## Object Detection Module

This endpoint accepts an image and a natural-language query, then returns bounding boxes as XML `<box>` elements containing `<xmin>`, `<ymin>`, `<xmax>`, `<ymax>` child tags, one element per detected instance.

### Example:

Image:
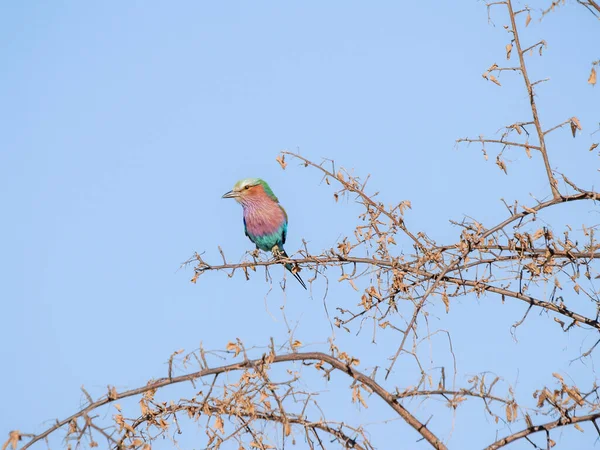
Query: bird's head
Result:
<box><xmin>222</xmin><ymin>178</ymin><xmax>279</xmax><ymax>205</ymax></box>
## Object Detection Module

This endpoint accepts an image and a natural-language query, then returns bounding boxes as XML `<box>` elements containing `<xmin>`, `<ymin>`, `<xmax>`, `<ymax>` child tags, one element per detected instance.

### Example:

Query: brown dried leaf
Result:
<box><xmin>441</xmin><ymin>292</ymin><xmax>450</xmax><ymax>314</ymax></box>
<box><xmin>214</xmin><ymin>416</ymin><xmax>224</xmax><ymax>434</ymax></box>
<box><xmin>565</xmin><ymin>386</ymin><xmax>585</xmax><ymax>406</ymax></box>
<box><xmin>552</xmin><ymin>372</ymin><xmax>564</xmax><ymax>383</ymax></box>
<box><xmin>496</xmin><ymin>156</ymin><xmax>507</xmax><ymax>174</ymax></box>
<box><xmin>526</xmin><ymin>13</ymin><xmax>532</xmax><ymax>27</ymax></box>
<box><xmin>348</xmin><ymin>278</ymin><xmax>359</xmax><ymax>291</ymax></box>
<box><xmin>398</xmin><ymin>200</ymin><xmax>412</xmax><ymax>215</ymax></box>
<box><xmin>291</xmin><ymin>340</ymin><xmax>302</xmax><ymax>349</ymax></box>
<box><xmin>107</xmin><ymin>385</ymin><xmax>118</xmax><ymax>400</ymax></box>
<box><xmin>3</xmin><ymin>431</ymin><xmax>20</xmax><ymax>450</ymax></box>
<box><xmin>506</xmin><ymin>43</ymin><xmax>513</xmax><ymax>60</ymax></box>
<box><xmin>537</xmin><ymin>389</ymin><xmax>548</xmax><ymax>407</ymax></box>
<box><xmin>489</xmin><ymin>75</ymin><xmax>501</xmax><ymax>86</ymax></box>
<box><xmin>226</xmin><ymin>342</ymin><xmax>241</xmax><ymax>357</ymax></box>
<box><xmin>532</xmin><ymin>228</ymin><xmax>544</xmax><ymax>241</ymax></box>
<box><xmin>352</xmin><ymin>385</ymin><xmax>368</xmax><ymax>408</ymax></box>
<box><xmin>276</xmin><ymin>154</ymin><xmax>287</xmax><ymax>170</ymax></box>
<box><xmin>505</xmin><ymin>403</ymin><xmax>514</xmax><ymax>422</ymax></box>
<box><xmin>525</xmin><ymin>144</ymin><xmax>532</xmax><ymax>158</ymax></box>
<box><xmin>570</xmin><ymin>117</ymin><xmax>582</xmax><ymax>137</ymax></box>
<box><xmin>589</xmin><ymin>67</ymin><xmax>597</xmax><ymax>86</ymax></box>
<box><xmin>590</xmin><ymin>143</ymin><xmax>598</xmax><ymax>152</ymax></box>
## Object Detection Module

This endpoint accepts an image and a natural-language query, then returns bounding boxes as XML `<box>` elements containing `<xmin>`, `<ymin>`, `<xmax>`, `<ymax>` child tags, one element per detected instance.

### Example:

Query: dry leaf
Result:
<box><xmin>565</xmin><ymin>386</ymin><xmax>584</xmax><ymax>406</ymax></box>
<box><xmin>214</xmin><ymin>416</ymin><xmax>224</xmax><ymax>433</ymax></box>
<box><xmin>496</xmin><ymin>156</ymin><xmax>507</xmax><ymax>174</ymax></box>
<box><xmin>226</xmin><ymin>342</ymin><xmax>241</xmax><ymax>357</ymax></box>
<box><xmin>352</xmin><ymin>385</ymin><xmax>368</xmax><ymax>408</ymax></box>
<box><xmin>276</xmin><ymin>154</ymin><xmax>287</xmax><ymax>170</ymax></box>
<box><xmin>291</xmin><ymin>340</ymin><xmax>302</xmax><ymax>349</ymax></box>
<box><xmin>589</xmin><ymin>143</ymin><xmax>598</xmax><ymax>152</ymax></box>
<box><xmin>570</xmin><ymin>117</ymin><xmax>582</xmax><ymax>137</ymax></box>
<box><xmin>532</xmin><ymin>229</ymin><xmax>544</xmax><ymax>241</ymax></box>
<box><xmin>589</xmin><ymin>67</ymin><xmax>597</xmax><ymax>86</ymax></box>
<box><xmin>489</xmin><ymin>75</ymin><xmax>501</xmax><ymax>86</ymax></box>
<box><xmin>505</xmin><ymin>404</ymin><xmax>514</xmax><ymax>422</ymax></box>
<box><xmin>107</xmin><ymin>385</ymin><xmax>118</xmax><ymax>400</ymax></box>
<box><xmin>2</xmin><ymin>431</ymin><xmax>20</xmax><ymax>450</ymax></box>
<box><xmin>506</xmin><ymin>43</ymin><xmax>513</xmax><ymax>60</ymax></box>
<box><xmin>441</xmin><ymin>292</ymin><xmax>450</xmax><ymax>313</ymax></box>
<box><xmin>525</xmin><ymin>13</ymin><xmax>532</xmax><ymax>27</ymax></box>
<box><xmin>552</xmin><ymin>372</ymin><xmax>564</xmax><ymax>383</ymax></box>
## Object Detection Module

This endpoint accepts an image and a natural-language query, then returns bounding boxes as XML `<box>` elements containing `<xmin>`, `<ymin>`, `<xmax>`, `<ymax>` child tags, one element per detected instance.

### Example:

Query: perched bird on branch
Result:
<box><xmin>222</xmin><ymin>178</ymin><xmax>307</xmax><ymax>289</ymax></box>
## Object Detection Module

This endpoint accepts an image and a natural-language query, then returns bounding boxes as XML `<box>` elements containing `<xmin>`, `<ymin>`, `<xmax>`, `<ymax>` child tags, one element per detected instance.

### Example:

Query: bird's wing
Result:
<box><xmin>243</xmin><ymin>216</ymin><xmax>249</xmax><ymax>238</ymax></box>
<box><xmin>280</xmin><ymin>206</ymin><xmax>288</xmax><ymax>245</ymax></box>
<box><xmin>281</xmin><ymin>221</ymin><xmax>288</xmax><ymax>245</ymax></box>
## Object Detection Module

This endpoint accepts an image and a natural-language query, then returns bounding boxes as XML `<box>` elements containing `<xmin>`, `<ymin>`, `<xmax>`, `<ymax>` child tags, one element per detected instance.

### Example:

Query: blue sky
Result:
<box><xmin>1</xmin><ymin>2</ymin><xmax>598</xmax><ymax>449</ymax></box>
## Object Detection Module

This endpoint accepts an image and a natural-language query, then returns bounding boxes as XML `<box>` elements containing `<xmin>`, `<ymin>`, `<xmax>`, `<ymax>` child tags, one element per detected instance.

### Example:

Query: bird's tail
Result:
<box><xmin>279</xmin><ymin>248</ymin><xmax>307</xmax><ymax>290</ymax></box>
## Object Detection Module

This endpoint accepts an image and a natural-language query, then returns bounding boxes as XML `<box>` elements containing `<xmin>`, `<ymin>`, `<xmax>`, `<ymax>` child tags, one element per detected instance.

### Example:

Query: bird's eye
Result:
<box><xmin>244</xmin><ymin>185</ymin><xmax>250</xmax><ymax>190</ymax></box>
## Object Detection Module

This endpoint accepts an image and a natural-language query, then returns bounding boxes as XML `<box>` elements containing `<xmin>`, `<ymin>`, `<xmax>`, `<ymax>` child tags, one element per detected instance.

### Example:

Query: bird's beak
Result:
<box><xmin>222</xmin><ymin>190</ymin><xmax>239</xmax><ymax>199</ymax></box>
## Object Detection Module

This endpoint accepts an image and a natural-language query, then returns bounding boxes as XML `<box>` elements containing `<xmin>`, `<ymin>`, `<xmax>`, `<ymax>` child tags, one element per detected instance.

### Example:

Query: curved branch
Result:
<box><xmin>485</xmin><ymin>411</ymin><xmax>600</xmax><ymax>449</ymax></box>
<box><xmin>19</xmin><ymin>352</ymin><xmax>447</xmax><ymax>450</ymax></box>
<box><xmin>119</xmin><ymin>401</ymin><xmax>369</xmax><ymax>450</ymax></box>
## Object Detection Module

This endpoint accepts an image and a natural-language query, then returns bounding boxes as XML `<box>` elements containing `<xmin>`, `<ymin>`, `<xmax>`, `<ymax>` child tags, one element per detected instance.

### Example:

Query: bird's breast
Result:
<box><xmin>243</xmin><ymin>202</ymin><xmax>286</xmax><ymax>239</ymax></box>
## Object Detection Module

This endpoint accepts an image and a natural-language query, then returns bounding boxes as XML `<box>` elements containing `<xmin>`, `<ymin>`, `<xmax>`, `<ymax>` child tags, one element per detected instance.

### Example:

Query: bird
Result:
<box><xmin>222</xmin><ymin>178</ymin><xmax>307</xmax><ymax>289</ymax></box>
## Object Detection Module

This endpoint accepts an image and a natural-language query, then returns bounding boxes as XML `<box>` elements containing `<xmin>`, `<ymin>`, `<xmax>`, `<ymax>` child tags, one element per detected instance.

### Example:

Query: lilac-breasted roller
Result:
<box><xmin>222</xmin><ymin>178</ymin><xmax>307</xmax><ymax>289</ymax></box>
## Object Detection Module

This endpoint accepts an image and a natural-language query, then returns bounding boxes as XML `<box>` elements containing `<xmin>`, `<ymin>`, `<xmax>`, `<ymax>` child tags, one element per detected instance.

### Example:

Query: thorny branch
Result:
<box><xmin>11</xmin><ymin>351</ymin><xmax>447</xmax><ymax>450</ymax></box>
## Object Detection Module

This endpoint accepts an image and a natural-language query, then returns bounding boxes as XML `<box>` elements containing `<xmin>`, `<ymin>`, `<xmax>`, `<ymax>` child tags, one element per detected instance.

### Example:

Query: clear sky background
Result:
<box><xmin>1</xmin><ymin>2</ymin><xmax>598</xmax><ymax>449</ymax></box>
